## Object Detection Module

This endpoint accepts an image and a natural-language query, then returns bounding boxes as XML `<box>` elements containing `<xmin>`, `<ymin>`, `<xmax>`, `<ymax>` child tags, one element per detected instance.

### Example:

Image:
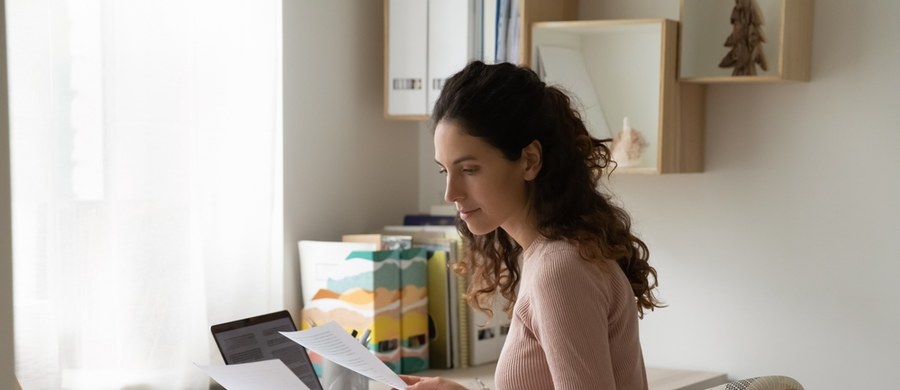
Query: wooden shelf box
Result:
<box><xmin>679</xmin><ymin>0</ymin><xmax>814</xmax><ymax>83</ymax></box>
<box><xmin>532</xmin><ymin>19</ymin><xmax>705</xmax><ymax>174</ymax></box>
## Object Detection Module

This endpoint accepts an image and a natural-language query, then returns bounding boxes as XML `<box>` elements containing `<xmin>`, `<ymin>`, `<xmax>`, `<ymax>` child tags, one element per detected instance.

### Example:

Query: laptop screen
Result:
<box><xmin>211</xmin><ymin>310</ymin><xmax>322</xmax><ymax>390</ymax></box>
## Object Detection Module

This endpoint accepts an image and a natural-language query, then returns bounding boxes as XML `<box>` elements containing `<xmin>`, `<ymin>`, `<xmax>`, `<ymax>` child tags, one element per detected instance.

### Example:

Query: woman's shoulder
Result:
<box><xmin>527</xmin><ymin>236</ymin><xmax>577</xmax><ymax>257</ymax></box>
<box><xmin>525</xmin><ymin>239</ymin><xmax>602</xmax><ymax>278</ymax></box>
<box><xmin>526</xmin><ymin>237</ymin><xmax>625</xmax><ymax>287</ymax></box>
<box><xmin>529</xmin><ymin>237</ymin><xmax>602</xmax><ymax>265</ymax></box>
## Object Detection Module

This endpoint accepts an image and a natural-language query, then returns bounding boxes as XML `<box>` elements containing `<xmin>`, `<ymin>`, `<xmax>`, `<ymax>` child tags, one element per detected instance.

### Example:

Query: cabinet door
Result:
<box><xmin>387</xmin><ymin>0</ymin><xmax>428</xmax><ymax>117</ymax></box>
<box><xmin>427</xmin><ymin>0</ymin><xmax>476</xmax><ymax>115</ymax></box>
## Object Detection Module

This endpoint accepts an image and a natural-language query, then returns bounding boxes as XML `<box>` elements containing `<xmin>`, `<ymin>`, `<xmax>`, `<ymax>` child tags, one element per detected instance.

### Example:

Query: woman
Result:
<box><xmin>401</xmin><ymin>61</ymin><xmax>663</xmax><ymax>390</ymax></box>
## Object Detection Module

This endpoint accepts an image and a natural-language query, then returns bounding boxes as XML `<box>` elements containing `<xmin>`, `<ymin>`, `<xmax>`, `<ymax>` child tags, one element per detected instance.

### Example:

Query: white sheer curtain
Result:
<box><xmin>7</xmin><ymin>0</ymin><xmax>283</xmax><ymax>388</ymax></box>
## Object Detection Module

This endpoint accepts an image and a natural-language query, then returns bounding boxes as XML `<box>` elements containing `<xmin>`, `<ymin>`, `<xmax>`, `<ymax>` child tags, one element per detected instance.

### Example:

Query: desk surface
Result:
<box><xmin>369</xmin><ymin>364</ymin><xmax>727</xmax><ymax>390</ymax></box>
<box><xmin>646</xmin><ymin>367</ymin><xmax>728</xmax><ymax>390</ymax></box>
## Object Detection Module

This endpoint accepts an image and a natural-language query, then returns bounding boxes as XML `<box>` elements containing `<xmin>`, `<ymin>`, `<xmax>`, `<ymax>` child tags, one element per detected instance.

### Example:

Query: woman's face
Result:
<box><xmin>434</xmin><ymin>120</ymin><xmax>533</xmax><ymax>237</ymax></box>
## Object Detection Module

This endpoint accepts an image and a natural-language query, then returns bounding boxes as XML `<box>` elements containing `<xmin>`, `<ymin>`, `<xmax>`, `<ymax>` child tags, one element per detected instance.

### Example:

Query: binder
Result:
<box><xmin>424</xmin><ymin>250</ymin><xmax>453</xmax><ymax>369</ymax></box>
<box><xmin>495</xmin><ymin>0</ymin><xmax>510</xmax><ymax>62</ymax></box>
<box><xmin>394</xmin><ymin>232</ymin><xmax>510</xmax><ymax>367</ymax></box>
<box><xmin>383</xmin><ymin>225</ymin><xmax>465</xmax><ymax>369</ymax></box>
<box><xmin>427</xmin><ymin>0</ymin><xmax>479</xmax><ymax>115</ymax></box>
<box><xmin>387</xmin><ymin>0</ymin><xmax>428</xmax><ymax>116</ymax></box>
<box><xmin>298</xmin><ymin>243</ymin><xmax>403</xmax><ymax>373</ymax></box>
<box><xmin>386</xmin><ymin>0</ymin><xmax>481</xmax><ymax>117</ymax></box>
<box><xmin>399</xmin><ymin>247</ymin><xmax>430</xmax><ymax>373</ymax></box>
<box><xmin>298</xmin><ymin>240</ymin><xmax>378</xmax><ymax>308</ymax></box>
<box><xmin>482</xmin><ymin>0</ymin><xmax>498</xmax><ymax>64</ymax></box>
<box><xmin>505</xmin><ymin>0</ymin><xmax>521</xmax><ymax>63</ymax></box>
<box><xmin>467</xmin><ymin>292</ymin><xmax>512</xmax><ymax>366</ymax></box>
<box><xmin>299</xmin><ymin>241</ymin><xmax>430</xmax><ymax>374</ymax></box>
<box><xmin>455</xmin><ymin>268</ymin><xmax>469</xmax><ymax>369</ymax></box>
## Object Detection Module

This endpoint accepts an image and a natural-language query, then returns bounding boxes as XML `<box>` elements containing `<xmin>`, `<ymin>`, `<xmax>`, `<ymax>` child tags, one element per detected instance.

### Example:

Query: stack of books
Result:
<box><xmin>297</xmin><ymin>238</ymin><xmax>427</xmax><ymax>375</ymax></box>
<box><xmin>297</xmin><ymin>208</ymin><xmax>511</xmax><ymax>375</ymax></box>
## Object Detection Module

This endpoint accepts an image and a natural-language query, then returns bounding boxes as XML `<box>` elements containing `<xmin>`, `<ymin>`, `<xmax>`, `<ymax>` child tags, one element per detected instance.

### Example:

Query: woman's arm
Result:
<box><xmin>528</xmin><ymin>253</ymin><xmax>617</xmax><ymax>388</ymax></box>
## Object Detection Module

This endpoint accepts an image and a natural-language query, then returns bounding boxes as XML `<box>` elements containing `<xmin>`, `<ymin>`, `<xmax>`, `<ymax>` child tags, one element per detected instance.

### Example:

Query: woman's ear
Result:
<box><xmin>521</xmin><ymin>140</ymin><xmax>543</xmax><ymax>181</ymax></box>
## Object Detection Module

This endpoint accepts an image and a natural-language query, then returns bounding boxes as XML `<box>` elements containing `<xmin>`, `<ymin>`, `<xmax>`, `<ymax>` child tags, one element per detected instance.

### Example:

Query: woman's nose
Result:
<box><xmin>444</xmin><ymin>174</ymin><xmax>463</xmax><ymax>204</ymax></box>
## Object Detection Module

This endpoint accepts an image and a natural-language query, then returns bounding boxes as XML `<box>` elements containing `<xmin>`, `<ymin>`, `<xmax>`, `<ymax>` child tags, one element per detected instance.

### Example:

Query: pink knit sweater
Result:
<box><xmin>494</xmin><ymin>237</ymin><xmax>648</xmax><ymax>389</ymax></box>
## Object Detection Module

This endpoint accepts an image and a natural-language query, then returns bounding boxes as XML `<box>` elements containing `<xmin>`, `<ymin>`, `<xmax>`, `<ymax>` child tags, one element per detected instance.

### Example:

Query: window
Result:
<box><xmin>7</xmin><ymin>0</ymin><xmax>283</xmax><ymax>388</ymax></box>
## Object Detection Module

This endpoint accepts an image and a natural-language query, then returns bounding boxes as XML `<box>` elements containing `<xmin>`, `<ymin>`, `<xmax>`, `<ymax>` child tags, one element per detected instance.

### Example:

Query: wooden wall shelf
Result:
<box><xmin>532</xmin><ymin>19</ymin><xmax>705</xmax><ymax>174</ymax></box>
<box><xmin>679</xmin><ymin>0</ymin><xmax>814</xmax><ymax>83</ymax></box>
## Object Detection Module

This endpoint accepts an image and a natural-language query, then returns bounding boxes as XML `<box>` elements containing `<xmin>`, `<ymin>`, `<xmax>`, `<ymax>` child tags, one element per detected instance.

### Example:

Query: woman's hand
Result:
<box><xmin>396</xmin><ymin>374</ymin><xmax>470</xmax><ymax>390</ymax></box>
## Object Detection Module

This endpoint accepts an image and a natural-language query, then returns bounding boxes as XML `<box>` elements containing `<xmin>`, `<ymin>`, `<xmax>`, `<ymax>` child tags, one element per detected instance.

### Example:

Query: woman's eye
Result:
<box><xmin>437</xmin><ymin>168</ymin><xmax>447</xmax><ymax>175</ymax></box>
<box><xmin>462</xmin><ymin>167</ymin><xmax>478</xmax><ymax>175</ymax></box>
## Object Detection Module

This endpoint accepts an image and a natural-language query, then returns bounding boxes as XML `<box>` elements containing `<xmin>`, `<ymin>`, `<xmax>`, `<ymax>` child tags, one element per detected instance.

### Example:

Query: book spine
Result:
<box><xmin>399</xmin><ymin>248</ymin><xmax>429</xmax><ymax>374</ymax></box>
<box><xmin>425</xmin><ymin>250</ymin><xmax>452</xmax><ymax>369</ymax></box>
<box><xmin>455</xmin><ymin>240</ymin><xmax>470</xmax><ymax>369</ymax></box>
<box><xmin>457</xmin><ymin>272</ymin><xmax>469</xmax><ymax>369</ymax></box>
<box><xmin>403</xmin><ymin>214</ymin><xmax>457</xmax><ymax>226</ymax></box>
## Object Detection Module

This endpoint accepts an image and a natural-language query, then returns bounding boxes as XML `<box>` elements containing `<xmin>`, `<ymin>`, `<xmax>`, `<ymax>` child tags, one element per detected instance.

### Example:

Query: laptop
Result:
<box><xmin>211</xmin><ymin>310</ymin><xmax>323</xmax><ymax>390</ymax></box>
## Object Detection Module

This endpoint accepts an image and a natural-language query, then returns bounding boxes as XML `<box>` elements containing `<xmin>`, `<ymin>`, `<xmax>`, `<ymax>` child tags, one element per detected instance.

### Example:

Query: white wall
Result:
<box><xmin>417</xmin><ymin>0</ymin><xmax>900</xmax><ymax>388</ymax></box>
<box><xmin>282</xmin><ymin>1</ymin><xmax>422</xmax><ymax>319</ymax></box>
<box><xmin>589</xmin><ymin>1</ymin><xmax>899</xmax><ymax>388</ymax></box>
<box><xmin>0</xmin><ymin>0</ymin><xmax>18</xmax><ymax>387</ymax></box>
<box><xmin>418</xmin><ymin>121</ymin><xmax>443</xmax><ymax>213</ymax></box>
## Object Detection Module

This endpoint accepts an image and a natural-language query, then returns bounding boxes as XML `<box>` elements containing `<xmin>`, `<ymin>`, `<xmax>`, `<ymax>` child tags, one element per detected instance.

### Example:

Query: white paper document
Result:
<box><xmin>281</xmin><ymin>321</ymin><xmax>409</xmax><ymax>390</ymax></box>
<box><xmin>196</xmin><ymin>359</ymin><xmax>311</xmax><ymax>390</ymax></box>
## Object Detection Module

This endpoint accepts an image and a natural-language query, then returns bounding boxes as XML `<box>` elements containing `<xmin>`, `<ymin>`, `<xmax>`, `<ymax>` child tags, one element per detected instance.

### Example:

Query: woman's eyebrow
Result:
<box><xmin>453</xmin><ymin>155</ymin><xmax>477</xmax><ymax>165</ymax></box>
<box><xmin>435</xmin><ymin>155</ymin><xmax>477</xmax><ymax>167</ymax></box>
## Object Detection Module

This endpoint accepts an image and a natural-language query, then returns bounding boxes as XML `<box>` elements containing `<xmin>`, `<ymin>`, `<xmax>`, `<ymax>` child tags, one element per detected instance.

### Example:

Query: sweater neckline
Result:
<box><xmin>522</xmin><ymin>235</ymin><xmax>547</xmax><ymax>260</ymax></box>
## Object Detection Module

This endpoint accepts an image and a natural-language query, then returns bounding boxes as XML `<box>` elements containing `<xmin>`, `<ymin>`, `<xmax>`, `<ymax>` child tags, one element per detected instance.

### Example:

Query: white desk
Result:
<box><xmin>369</xmin><ymin>363</ymin><xmax>727</xmax><ymax>390</ymax></box>
<box><xmin>646</xmin><ymin>367</ymin><xmax>728</xmax><ymax>390</ymax></box>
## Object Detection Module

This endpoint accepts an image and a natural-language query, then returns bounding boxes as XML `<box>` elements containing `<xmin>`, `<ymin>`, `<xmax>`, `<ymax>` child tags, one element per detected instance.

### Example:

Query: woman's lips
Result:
<box><xmin>458</xmin><ymin>208</ymin><xmax>480</xmax><ymax>219</ymax></box>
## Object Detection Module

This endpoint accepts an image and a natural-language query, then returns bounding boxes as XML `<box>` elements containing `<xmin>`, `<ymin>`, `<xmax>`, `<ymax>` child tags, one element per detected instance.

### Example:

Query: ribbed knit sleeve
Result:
<box><xmin>494</xmin><ymin>238</ymin><xmax>647</xmax><ymax>390</ymax></box>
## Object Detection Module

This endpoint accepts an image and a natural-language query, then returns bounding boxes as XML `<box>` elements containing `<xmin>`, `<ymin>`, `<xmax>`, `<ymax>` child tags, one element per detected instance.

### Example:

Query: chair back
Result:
<box><xmin>706</xmin><ymin>375</ymin><xmax>803</xmax><ymax>390</ymax></box>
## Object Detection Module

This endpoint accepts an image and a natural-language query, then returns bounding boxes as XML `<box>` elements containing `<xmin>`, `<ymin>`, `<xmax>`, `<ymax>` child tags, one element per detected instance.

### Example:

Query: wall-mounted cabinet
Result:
<box><xmin>532</xmin><ymin>19</ymin><xmax>705</xmax><ymax>174</ymax></box>
<box><xmin>384</xmin><ymin>0</ymin><xmax>577</xmax><ymax>120</ymax></box>
<box><xmin>679</xmin><ymin>0</ymin><xmax>814</xmax><ymax>83</ymax></box>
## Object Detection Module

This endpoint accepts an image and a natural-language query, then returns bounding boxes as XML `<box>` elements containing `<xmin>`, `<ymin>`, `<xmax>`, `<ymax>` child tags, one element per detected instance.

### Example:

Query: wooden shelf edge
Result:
<box><xmin>679</xmin><ymin>75</ymin><xmax>806</xmax><ymax>84</ymax></box>
<box><xmin>611</xmin><ymin>167</ymin><xmax>663</xmax><ymax>175</ymax></box>
<box><xmin>780</xmin><ymin>0</ymin><xmax>814</xmax><ymax>81</ymax></box>
<box><xmin>384</xmin><ymin>114</ymin><xmax>430</xmax><ymax>122</ymax></box>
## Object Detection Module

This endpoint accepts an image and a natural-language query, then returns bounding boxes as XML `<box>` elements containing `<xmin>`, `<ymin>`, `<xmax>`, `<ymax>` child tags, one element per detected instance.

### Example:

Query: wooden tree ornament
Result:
<box><xmin>719</xmin><ymin>0</ymin><xmax>768</xmax><ymax>76</ymax></box>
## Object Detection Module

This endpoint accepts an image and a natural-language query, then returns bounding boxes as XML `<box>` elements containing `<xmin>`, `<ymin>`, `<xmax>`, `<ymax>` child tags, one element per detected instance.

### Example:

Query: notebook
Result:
<box><xmin>211</xmin><ymin>310</ymin><xmax>323</xmax><ymax>390</ymax></box>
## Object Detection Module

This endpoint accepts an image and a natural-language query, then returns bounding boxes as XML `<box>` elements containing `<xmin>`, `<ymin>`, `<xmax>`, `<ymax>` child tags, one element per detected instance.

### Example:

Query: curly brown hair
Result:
<box><xmin>432</xmin><ymin>61</ymin><xmax>664</xmax><ymax>318</ymax></box>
